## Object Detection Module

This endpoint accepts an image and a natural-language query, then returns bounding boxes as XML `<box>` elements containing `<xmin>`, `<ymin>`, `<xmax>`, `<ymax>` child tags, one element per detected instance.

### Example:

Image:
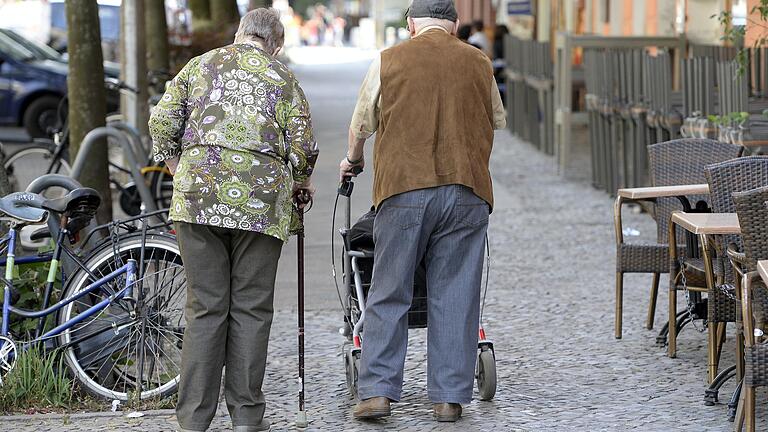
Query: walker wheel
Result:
<box><xmin>344</xmin><ymin>347</ymin><xmax>353</xmax><ymax>394</ymax></box>
<box><xmin>345</xmin><ymin>348</ymin><xmax>361</xmax><ymax>399</ymax></box>
<box><xmin>476</xmin><ymin>345</ymin><xmax>496</xmax><ymax>401</ymax></box>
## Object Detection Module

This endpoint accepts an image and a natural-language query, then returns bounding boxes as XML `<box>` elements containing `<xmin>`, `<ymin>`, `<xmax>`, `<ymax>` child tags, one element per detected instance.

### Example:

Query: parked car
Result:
<box><xmin>0</xmin><ymin>0</ymin><xmax>192</xmax><ymax>63</ymax></box>
<box><xmin>0</xmin><ymin>28</ymin><xmax>119</xmax><ymax>138</ymax></box>
<box><xmin>49</xmin><ymin>0</ymin><xmax>121</xmax><ymax>61</ymax></box>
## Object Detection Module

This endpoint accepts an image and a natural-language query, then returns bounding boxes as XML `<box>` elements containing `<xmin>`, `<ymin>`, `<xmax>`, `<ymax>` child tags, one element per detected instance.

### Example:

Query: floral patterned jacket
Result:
<box><xmin>149</xmin><ymin>42</ymin><xmax>318</xmax><ymax>241</ymax></box>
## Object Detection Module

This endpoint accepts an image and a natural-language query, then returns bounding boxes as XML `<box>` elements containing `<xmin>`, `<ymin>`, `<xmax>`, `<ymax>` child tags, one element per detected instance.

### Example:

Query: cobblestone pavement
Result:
<box><xmin>6</xmin><ymin>131</ymin><xmax>767</xmax><ymax>431</ymax></box>
<box><xmin>5</xmin><ymin>50</ymin><xmax>768</xmax><ymax>430</ymax></box>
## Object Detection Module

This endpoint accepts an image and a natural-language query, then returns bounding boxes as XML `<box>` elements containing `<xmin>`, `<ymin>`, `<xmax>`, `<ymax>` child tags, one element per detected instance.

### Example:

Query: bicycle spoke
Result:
<box><xmin>142</xmin><ymin>327</ymin><xmax>179</xmax><ymax>389</ymax></box>
<box><xmin>59</xmin><ymin>239</ymin><xmax>185</xmax><ymax>400</ymax></box>
<box><xmin>142</xmin><ymin>321</ymin><xmax>182</xmax><ymax>379</ymax></box>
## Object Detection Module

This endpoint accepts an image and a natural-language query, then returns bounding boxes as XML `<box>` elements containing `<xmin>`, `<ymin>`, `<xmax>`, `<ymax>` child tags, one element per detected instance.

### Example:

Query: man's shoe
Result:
<box><xmin>233</xmin><ymin>420</ymin><xmax>271</xmax><ymax>431</ymax></box>
<box><xmin>353</xmin><ymin>396</ymin><xmax>391</xmax><ymax>419</ymax></box>
<box><xmin>433</xmin><ymin>403</ymin><xmax>462</xmax><ymax>422</ymax></box>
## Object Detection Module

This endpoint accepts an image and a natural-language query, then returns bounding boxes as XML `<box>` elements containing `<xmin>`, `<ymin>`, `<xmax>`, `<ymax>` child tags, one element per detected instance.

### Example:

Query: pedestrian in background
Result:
<box><xmin>457</xmin><ymin>23</ymin><xmax>482</xmax><ymax>50</ymax></box>
<box><xmin>468</xmin><ymin>19</ymin><xmax>490</xmax><ymax>55</ymax></box>
<box><xmin>493</xmin><ymin>24</ymin><xmax>508</xmax><ymax>61</ymax></box>
<box><xmin>340</xmin><ymin>0</ymin><xmax>506</xmax><ymax>423</ymax></box>
<box><xmin>149</xmin><ymin>8</ymin><xmax>318</xmax><ymax>432</ymax></box>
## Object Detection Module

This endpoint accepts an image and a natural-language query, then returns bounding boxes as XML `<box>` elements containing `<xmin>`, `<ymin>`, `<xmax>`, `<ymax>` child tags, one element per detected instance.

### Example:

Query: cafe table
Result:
<box><xmin>668</xmin><ymin>212</ymin><xmax>742</xmax><ymax>401</ymax></box>
<box><xmin>617</xmin><ymin>184</ymin><xmax>710</xmax><ymax>204</ymax></box>
<box><xmin>758</xmin><ymin>260</ymin><xmax>768</xmax><ymax>285</ymax></box>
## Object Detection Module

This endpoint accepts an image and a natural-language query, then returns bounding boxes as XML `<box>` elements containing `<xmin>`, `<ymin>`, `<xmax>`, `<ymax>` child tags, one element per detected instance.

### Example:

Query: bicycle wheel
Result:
<box><xmin>56</xmin><ymin>233</ymin><xmax>186</xmax><ymax>401</ymax></box>
<box><xmin>5</xmin><ymin>144</ymin><xmax>71</xmax><ymax>198</ymax></box>
<box><xmin>150</xmin><ymin>165</ymin><xmax>173</xmax><ymax>211</ymax></box>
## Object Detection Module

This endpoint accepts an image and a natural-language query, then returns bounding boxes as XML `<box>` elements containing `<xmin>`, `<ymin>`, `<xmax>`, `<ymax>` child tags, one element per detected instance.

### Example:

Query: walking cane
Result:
<box><xmin>294</xmin><ymin>189</ymin><xmax>311</xmax><ymax>428</ymax></box>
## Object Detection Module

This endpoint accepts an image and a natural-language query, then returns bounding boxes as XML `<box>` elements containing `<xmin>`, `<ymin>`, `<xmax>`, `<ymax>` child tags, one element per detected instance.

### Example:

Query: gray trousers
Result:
<box><xmin>358</xmin><ymin>185</ymin><xmax>489</xmax><ymax>404</ymax></box>
<box><xmin>174</xmin><ymin>222</ymin><xmax>283</xmax><ymax>431</ymax></box>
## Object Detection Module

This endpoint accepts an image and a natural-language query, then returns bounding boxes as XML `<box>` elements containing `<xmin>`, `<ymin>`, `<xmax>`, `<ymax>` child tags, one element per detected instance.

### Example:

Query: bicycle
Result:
<box><xmin>3</xmin><ymin>94</ymin><xmax>71</xmax><ymax>199</ymax></box>
<box><xmin>1</xmin><ymin>77</ymin><xmax>174</xmax><ymax>212</ymax></box>
<box><xmin>2</xmin><ymin>77</ymin><xmax>136</xmax><ymax>197</ymax></box>
<box><xmin>0</xmin><ymin>188</ymin><xmax>185</xmax><ymax>401</ymax></box>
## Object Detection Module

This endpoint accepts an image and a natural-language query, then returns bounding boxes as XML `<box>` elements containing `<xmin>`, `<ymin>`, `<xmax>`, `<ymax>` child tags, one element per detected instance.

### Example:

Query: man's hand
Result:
<box><xmin>339</xmin><ymin>156</ymin><xmax>364</xmax><ymax>181</ymax></box>
<box><xmin>165</xmin><ymin>157</ymin><xmax>180</xmax><ymax>175</ymax></box>
<box><xmin>293</xmin><ymin>179</ymin><xmax>316</xmax><ymax>209</ymax></box>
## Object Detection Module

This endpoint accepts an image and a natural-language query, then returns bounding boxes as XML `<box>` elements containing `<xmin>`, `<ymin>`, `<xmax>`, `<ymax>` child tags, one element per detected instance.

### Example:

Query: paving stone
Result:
<box><xmin>6</xmin><ymin>131</ymin><xmax>766</xmax><ymax>431</ymax></box>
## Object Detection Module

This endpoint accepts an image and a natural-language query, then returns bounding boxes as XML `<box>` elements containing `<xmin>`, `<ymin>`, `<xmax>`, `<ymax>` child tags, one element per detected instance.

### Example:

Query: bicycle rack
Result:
<box><xmin>26</xmin><ymin>174</ymin><xmax>84</xmax><ymax>240</ymax></box>
<box><xmin>71</xmin><ymin>127</ymin><xmax>161</xmax><ymax>220</ymax></box>
<box><xmin>107</xmin><ymin>121</ymin><xmax>151</xmax><ymax>164</ymax></box>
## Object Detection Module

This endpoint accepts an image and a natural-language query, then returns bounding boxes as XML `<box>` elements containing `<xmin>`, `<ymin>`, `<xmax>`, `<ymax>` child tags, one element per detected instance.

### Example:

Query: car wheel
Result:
<box><xmin>22</xmin><ymin>95</ymin><xmax>61</xmax><ymax>138</ymax></box>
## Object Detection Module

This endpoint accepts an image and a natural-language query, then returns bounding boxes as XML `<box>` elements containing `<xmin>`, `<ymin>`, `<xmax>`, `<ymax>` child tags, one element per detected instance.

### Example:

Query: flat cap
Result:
<box><xmin>406</xmin><ymin>0</ymin><xmax>458</xmax><ymax>21</ymax></box>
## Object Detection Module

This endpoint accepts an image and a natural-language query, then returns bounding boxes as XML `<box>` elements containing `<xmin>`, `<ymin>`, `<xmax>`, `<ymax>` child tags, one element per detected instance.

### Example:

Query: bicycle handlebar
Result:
<box><xmin>104</xmin><ymin>77</ymin><xmax>138</xmax><ymax>94</ymax></box>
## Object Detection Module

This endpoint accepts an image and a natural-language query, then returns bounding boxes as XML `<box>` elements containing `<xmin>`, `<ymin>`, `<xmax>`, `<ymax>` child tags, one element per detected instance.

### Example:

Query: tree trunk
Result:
<box><xmin>0</xmin><ymin>150</ymin><xmax>11</xmax><ymax>197</ymax></box>
<box><xmin>121</xmin><ymin>0</ymin><xmax>150</xmax><ymax>137</ymax></box>
<box><xmin>211</xmin><ymin>0</ymin><xmax>240</xmax><ymax>26</ymax></box>
<box><xmin>189</xmin><ymin>0</ymin><xmax>212</xmax><ymax>31</ymax></box>
<box><xmin>146</xmin><ymin>0</ymin><xmax>170</xmax><ymax>80</ymax></box>
<box><xmin>66</xmin><ymin>0</ymin><xmax>112</xmax><ymax>222</ymax></box>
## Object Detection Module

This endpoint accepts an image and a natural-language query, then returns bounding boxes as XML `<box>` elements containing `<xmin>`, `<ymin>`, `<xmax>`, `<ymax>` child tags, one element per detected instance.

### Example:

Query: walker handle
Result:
<box><xmin>338</xmin><ymin>167</ymin><xmax>363</xmax><ymax>197</ymax></box>
<box><xmin>338</xmin><ymin>178</ymin><xmax>354</xmax><ymax>197</ymax></box>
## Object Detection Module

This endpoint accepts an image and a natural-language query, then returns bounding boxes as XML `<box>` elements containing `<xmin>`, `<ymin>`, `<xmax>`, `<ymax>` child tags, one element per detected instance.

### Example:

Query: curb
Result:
<box><xmin>2</xmin><ymin>408</ymin><xmax>176</xmax><ymax>422</ymax></box>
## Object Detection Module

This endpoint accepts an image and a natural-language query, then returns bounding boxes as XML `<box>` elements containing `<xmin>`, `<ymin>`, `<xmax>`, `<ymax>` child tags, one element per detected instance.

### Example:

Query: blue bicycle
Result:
<box><xmin>0</xmin><ymin>188</ymin><xmax>186</xmax><ymax>401</ymax></box>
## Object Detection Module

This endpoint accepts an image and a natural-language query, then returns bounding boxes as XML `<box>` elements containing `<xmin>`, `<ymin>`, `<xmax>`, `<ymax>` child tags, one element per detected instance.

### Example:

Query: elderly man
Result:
<box><xmin>339</xmin><ymin>0</ymin><xmax>505</xmax><ymax>423</ymax></box>
<box><xmin>149</xmin><ymin>8</ymin><xmax>318</xmax><ymax>432</ymax></box>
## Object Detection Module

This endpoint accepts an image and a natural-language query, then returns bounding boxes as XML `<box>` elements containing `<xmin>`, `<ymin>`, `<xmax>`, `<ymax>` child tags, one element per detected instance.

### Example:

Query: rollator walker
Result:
<box><xmin>334</xmin><ymin>176</ymin><xmax>498</xmax><ymax>402</ymax></box>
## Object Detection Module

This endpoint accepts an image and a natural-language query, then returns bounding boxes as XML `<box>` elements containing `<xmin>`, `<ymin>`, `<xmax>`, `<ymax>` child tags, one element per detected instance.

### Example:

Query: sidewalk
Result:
<box><xmin>4</xmin><ymin>130</ymin><xmax>765</xmax><ymax>431</ymax></box>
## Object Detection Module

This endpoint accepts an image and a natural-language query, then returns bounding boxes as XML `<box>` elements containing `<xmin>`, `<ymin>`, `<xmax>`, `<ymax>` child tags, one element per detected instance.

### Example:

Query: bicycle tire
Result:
<box><xmin>56</xmin><ymin>233</ymin><xmax>185</xmax><ymax>401</ymax></box>
<box><xmin>5</xmin><ymin>144</ymin><xmax>71</xmax><ymax>198</ymax></box>
<box><xmin>150</xmin><ymin>165</ymin><xmax>173</xmax><ymax>212</ymax></box>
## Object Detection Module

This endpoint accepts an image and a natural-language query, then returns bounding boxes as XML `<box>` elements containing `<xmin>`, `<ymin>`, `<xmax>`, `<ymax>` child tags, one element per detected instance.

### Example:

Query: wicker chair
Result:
<box><xmin>692</xmin><ymin>157</ymin><xmax>768</xmax><ymax>385</ymax></box>
<box><xmin>614</xmin><ymin>138</ymin><xmax>742</xmax><ymax>339</ymax></box>
<box><xmin>731</xmin><ymin>185</ymin><xmax>768</xmax><ymax>432</ymax></box>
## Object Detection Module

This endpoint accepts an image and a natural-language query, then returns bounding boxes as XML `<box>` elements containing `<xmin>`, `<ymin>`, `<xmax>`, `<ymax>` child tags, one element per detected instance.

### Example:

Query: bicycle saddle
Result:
<box><xmin>42</xmin><ymin>188</ymin><xmax>101</xmax><ymax>215</ymax></box>
<box><xmin>0</xmin><ymin>192</ymin><xmax>48</xmax><ymax>224</ymax></box>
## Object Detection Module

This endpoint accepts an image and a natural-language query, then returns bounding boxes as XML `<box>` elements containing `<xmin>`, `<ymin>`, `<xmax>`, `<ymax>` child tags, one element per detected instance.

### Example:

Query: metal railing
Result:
<box><xmin>504</xmin><ymin>36</ymin><xmax>554</xmax><ymax>155</ymax></box>
<box><xmin>504</xmin><ymin>34</ymin><xmax>768</xmax><ymax>192</ymax></box>
<box><xmin>553</xmin><ymin>34</ymin><xmax>686</xmax><ymax>178</ymax></box>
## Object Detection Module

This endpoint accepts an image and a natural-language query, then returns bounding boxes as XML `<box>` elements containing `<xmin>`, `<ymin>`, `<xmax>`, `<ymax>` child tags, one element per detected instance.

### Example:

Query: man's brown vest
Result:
<box><xmin>373</xmin><ymin>29</ymin><xmax>495</xmax><ymax>209</ymax></box>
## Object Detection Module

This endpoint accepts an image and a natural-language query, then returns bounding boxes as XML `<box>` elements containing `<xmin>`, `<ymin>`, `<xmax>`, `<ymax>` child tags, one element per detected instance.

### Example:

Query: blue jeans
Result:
<box><xmin>358</xmin><ymin>184</ymin><xmax>489</xmax><ymax>404</ymax></box>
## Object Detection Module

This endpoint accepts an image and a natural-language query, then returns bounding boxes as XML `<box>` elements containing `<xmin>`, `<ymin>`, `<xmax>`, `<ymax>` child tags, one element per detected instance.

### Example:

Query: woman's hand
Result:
<box><xmin>293</xmin><ymin>179</ymin><xmax>316</xmax><ymax>209</ymax></box>
<box><xmin>165</xmin><ymin>157</ymin><xmax>180</xmax><ymax>175</ymax></box>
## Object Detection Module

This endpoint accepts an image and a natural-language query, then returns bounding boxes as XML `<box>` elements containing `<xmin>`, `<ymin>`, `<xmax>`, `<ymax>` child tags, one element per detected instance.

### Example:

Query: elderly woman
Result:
<box><xmin>149</xmin><ymin>8</ymin><xmax>318</xmax><ymax>432</ymax></box>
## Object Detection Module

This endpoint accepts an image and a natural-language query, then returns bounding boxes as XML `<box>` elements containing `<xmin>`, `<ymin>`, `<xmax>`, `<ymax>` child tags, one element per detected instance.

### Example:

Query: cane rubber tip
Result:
<box><xmin>296</xmin><ymin>411</ymin><xmax>308</xmax><ymax>428</ymax></box>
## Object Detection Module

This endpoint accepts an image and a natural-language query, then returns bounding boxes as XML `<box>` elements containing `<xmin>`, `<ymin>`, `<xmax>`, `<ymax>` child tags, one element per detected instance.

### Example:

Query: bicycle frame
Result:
<box><xmin>0</xmin><ymin>227</ymin><xmax>137</xmax><ymax>353</ymax></box>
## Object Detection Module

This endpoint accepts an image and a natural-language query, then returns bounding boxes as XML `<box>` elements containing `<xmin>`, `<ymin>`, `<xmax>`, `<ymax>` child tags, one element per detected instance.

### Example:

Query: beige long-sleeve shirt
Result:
<box><xmin>350</xmin><ymin>26</ymin><xmax>507</xmax><ymax>141</ymax></box>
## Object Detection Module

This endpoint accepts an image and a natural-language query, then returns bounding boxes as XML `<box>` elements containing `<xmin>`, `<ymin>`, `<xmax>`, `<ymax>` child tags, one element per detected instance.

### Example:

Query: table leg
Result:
<box><xmin>734</xmin><ymin>382</ymin><xmax>746</xmax><ymax>432</ymax></box>
<box><xmin>735</xmin><ymin>269</ymin><xmax>745</xmax><ymax>382</ymax></box>
<box><xmin>668</xmin><ymin>219</ymin><xmax>679</xmax><ymax>358</ymax></box>
<box><xmin>701</xmin><ymin>233</ymin><xmax>719</xmax><ymax>384</ymax></box>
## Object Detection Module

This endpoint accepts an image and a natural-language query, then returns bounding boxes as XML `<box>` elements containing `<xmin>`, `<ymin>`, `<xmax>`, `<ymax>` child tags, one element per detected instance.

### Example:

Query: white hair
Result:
<box><xmin>234</xmin><ymin>8</ymin><xmax>285</xmax><ymax>53</ymax></box>
<box><xmin>410</xmin><ymin>17</ymin><xmax>456</xmax><ymax>33</ymax></box>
